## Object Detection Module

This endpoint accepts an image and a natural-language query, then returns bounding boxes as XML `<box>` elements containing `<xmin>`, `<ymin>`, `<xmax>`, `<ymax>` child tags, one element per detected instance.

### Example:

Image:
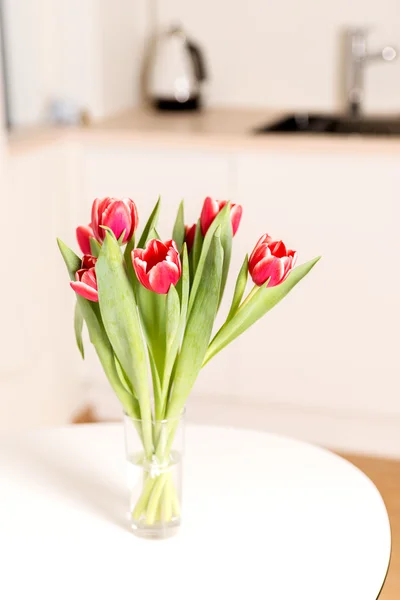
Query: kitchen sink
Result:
<box><xmin>255</xmin><ymin>113</ymin><xmax>400</xmax><ymax>136</ymax></box>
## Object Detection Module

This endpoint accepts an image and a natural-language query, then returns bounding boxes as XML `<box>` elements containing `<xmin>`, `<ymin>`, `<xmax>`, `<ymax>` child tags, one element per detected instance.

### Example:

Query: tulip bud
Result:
<box><xmin>132</xmin><ymin>239</ymin><xmax>181</xmax><ymax>294</ymax></box>
<box><xmin>200</xmin><ymin>196</ymin><xmax>242</xmax><ymax>237</ymax></box>
<box><xmin>70</xmin><ymin>254</ymin><xmax>98</xmax><ymax>301</ymax></box>
<box><xmin>249</xmin><ymin>234</ymin><xmax>297</xmax><ymax>287</ymax></box>
<box><xmin>76</xmin><ymin>224</ymin><xmax>94</xmax><ymax>255</ymax></box>
<box><xmin>184</xmin><ymin>223</ymin><xmax>196</xmax><ymax>253</ymax></box>
<box><xmin>91</xmin><ymin>197</ymin><xmax>138</xmax><ymax>244</ymax></box>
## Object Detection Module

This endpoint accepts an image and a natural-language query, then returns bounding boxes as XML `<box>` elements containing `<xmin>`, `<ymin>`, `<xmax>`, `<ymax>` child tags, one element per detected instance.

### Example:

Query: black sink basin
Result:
<box><xmin>255</xmin><ymin>113</ymin><xmax>400</xmax><ymax>136</ymax></box>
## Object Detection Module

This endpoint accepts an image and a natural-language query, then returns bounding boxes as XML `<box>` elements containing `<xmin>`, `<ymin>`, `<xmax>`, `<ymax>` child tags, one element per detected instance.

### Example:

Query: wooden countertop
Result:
<box><xmin>8</xmin><ymin>107</ymin><xmax>400</xmax><ymax>155</ymax></box>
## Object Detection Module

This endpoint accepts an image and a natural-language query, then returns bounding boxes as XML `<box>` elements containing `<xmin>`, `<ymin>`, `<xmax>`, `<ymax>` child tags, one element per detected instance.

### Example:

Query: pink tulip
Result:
<box><xmin>132</xmin><ymin>239</ymin><xmax>182</xmax><ymax>294</ymax></box>
<box><xmin>91</xmin><ymin>197</ymin><xmax>138</xmax><ymax>244</ymax></box>
<box><xmin>200</xmin><ymin>196</ymin><xmax>243</xmax><ymax>237</ymax></box>
<box><xmin>249</xmin><ymin>234</ymin><xmax>297</xmax><ymax>287</ymax></box>
<box><xmin>76</xmin><ymin>224</ymin><xmax>94</xmax><ymax>255</ymax></box>
<box><xmin>185</xmin><ymin>223</ymin><xmax>196</xmax><ymax>253</ymax></box>
<box><xmin>70</xmin><ymin>255</ymin><xmax>98</xmax><ymax>302</ymax></box>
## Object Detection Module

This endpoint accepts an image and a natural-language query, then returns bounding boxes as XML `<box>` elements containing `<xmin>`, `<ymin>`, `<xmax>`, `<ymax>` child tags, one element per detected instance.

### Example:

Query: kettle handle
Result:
<box><xmin>186</xmin><ymin>41</ymin><xmax>207</xmax><ymax>82</ymax></box>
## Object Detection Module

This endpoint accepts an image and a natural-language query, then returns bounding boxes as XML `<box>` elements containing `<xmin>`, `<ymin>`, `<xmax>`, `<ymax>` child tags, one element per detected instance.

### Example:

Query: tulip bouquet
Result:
<box><xmin>58</xmin><ymin>195</ymin><xmax>319</xmax><ymax>534</ymax></box>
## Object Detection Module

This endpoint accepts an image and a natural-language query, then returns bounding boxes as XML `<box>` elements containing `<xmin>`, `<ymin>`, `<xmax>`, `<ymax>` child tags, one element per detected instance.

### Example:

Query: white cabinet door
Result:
<box><xmin>1</xmin><ymin>142</ymin><xmax>81</xmax><ymax>431</ymax></box>
<box><xmin>78</xmin><ymin>143</ymin><xmax>234</xmax><ymax>417</ymax></box>
<box><xmin>231</xmin><ymin>151</ymin><xmax>400</xmax><ymax>419</ymax></box>
<box><xmin>79</xmin><ymin>144</ymin><xmax>233</xmax><ymax>229</ymax></box>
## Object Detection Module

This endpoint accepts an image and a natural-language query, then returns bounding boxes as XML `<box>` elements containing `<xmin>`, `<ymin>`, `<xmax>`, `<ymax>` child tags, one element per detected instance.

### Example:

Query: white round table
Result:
<box><xmin>0</xmin><ymin>424</ymin><xmax>390</xmax><ymax>600</ymax></box>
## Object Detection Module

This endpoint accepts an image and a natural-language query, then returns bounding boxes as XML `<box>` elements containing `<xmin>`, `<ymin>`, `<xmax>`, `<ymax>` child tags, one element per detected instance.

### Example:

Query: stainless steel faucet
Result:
<box><xmin>344</xmin><ymin>28</ymin><xmax>397</xmax><ymax>117</ymax></box>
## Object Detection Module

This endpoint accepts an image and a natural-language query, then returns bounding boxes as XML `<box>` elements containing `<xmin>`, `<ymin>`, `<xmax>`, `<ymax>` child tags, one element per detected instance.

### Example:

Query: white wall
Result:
<box><xmin>2</xmin><ymin>0</ymin><xmax>149</xmax><ymax>126</ymax></box>
<box><xmin>158</xmin><ymin>0</ymin><xmax>400</xmax><ymax>114</ymax></box>
<box><xmin>5</xmin><ymin>0</ymin><xmax>400</xmax><ymax>126</ymax></box>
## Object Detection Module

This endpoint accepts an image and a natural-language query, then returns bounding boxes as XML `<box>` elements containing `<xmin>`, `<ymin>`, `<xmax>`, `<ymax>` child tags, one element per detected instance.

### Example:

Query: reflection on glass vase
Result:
<box><xmin>124</xmin><ymin>412</ymin><xmax>184</xmax><ymax>539</ymax></box>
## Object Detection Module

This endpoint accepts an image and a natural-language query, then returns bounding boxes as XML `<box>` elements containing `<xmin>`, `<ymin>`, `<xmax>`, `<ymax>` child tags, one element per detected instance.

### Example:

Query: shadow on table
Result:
<box><xmin>6</xmin><ymin>438</ymin><xmax>128</xmax><ymax>532</ymax></box>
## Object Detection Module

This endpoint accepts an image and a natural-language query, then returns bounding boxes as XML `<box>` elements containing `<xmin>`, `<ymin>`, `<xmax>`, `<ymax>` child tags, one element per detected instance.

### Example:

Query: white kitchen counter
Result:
<box><xmin>8</xmin><ymin>107</ymin><xmax>400</xmax><ymax>155</ymax></box>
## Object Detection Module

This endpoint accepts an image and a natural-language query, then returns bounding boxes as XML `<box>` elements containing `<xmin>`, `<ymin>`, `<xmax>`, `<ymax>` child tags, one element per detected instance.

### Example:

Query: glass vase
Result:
<box><xmin>124</xmin><ymin>412</ymin><xmax>184</xmax><ymax>539</ymax></box>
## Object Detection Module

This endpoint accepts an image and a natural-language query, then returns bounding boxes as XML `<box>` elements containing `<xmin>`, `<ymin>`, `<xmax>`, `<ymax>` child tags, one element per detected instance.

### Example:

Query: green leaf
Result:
<box><xmin>148</xmin><ymin>351</ymin><xmax>162</xmax><ymax>415</ymax></box>
<box><xmin>89</xmin><ymin>237</ymin><xmax>101</xmax><ymax>258</ymax></box>
<box><xmin>136</xmin><ymin>285</ymin><xmax>166</xmax><ymax>359</ymax></box>
<box><xmin>190</xmin><ymin>218</ymin><xmax>203</xmax><ymax>278</ymax></box>
<box><xmin>124</xmin><ymin>237</ymin><xmax>136</xmax><ymax>288</ymax></box>
<box><xmin>57</xmin><ymin>238</ymin><xmax>140</xmax><ymax>419</ymax></box>
<box><xmin>166</xmin><ymin>285</ymin><xmax>180</xmax><ymax>353</ymax></box>
<box><xmin>74</xmin><ymin>302</ymin><xmax>85</xmax><ymax>359</ymax></box>
<box><xmin>57</xmin><ymin>238</ymin><xmax>81</xmax><ymax>278</ymax></box>
<box><xmin>137</xmin><ymin>197</ymin><xmax>161</xmax><ymax>248</ymax></box>
<box><xmin>161</xmin><ymin>245</ymin><xmax>189</xmax><ymax>417</ymax></box>
<box><xmin>167</xmin><ymin>229</ymin><xmax>223</xmax><ymax>418</ymax></box>
<box><xmin>172</xmin><ymin>200</ymin><xmax>185</xmax><ymax>251</ymax></box>
<box><xmin>96</xmin><ymin>232</ymin><xmax>153</xmax><ymax>455</ymax></box>
<box><xmin>136</xmin><ymin>285</ymin><xmax>167</xmax><ymax>419</ymax></box>
<box><xmin>204</xmin><ymin>256</ymin><xmax>321</xmax><ymax>365</ymax></box>
<box><xmin>117</xmin><ymin>230</ymin><xmax>127</xmax><ymax>245</ymax></box>
<box><xmin>226</xmin><ymin>255</ymin><xmax>249</xmax><ymax>321</ymax></box>
<box><xmin>114</xmin><ymin>355</ymin><xmax>135</xmax><ymax>395</ymax></box>
<box><xmin>188</xmin><ymin>202</ymin><xmax>230</xmax><ymax>317</ymax></box>
<box><xmin>218</xmin><ymin>208</ymin><xmax>233</xmax><ymax>307</ymax></box>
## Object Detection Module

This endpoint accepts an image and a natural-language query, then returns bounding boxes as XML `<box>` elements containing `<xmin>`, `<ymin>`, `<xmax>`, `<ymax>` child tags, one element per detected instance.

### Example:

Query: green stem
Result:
<box><xmin>237</xmin><ymin>284</ymin><xmax>259</xmax><ymax>311</ymax></box>
<box><xmin>162</xmin><ymin>479</ymin><xmax>173</xmax><ymax>522</ymax></box>
<box><xmin>132</xmin><ymin>476</ymin><xmax>155</xmax><ymax>521</ymax></box>
<box><xmin>170</xmin><ymin>478</ymin><xmax>181</xmax><ymax>516</ymax></box>
<box><xmin>131</xmin><ymin>472</ymin><xmax>180</xmax><ymax>526</ymax></box>
<box><xmin>145</xmin><ymin>475</ymin><xmax>167</xmax><ymax>525</ymax></box>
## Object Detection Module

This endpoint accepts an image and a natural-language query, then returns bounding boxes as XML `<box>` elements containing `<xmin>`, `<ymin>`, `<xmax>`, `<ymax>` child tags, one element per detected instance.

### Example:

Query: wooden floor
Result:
<box><xmin>72</xmin><ymin>408</ymin><xmax>399</xmax><ymax>597</ymax></box>
<box><xmin>339</xmin><ymin>453</ymin><xmax>400</xmax><ymax>599</ymax></box>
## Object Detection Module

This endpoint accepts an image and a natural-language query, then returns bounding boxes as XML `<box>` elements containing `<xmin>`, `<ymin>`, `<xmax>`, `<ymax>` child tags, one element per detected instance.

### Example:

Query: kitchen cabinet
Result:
<box><xmin>1</xmin><ymin>141</ymin><xmax>81</xmax><ymax>431</ymax></box>
<box><xmin>232</xmin><ymin>151</ymin><xmax>400</xmax><ymax>420</ymax></box>
<box><xmin>78</xmin><ymin>143</ymin><xmax>233</xmax><ymax>224</ymax></box>
<box><xmin>8</xmin><ymin>131</ymin><xmax>399</xmax><ymax>454</ymax></box>
<box><xmin>72</xmin><ymin>142</ymin><xmax>400</xmax><ymax>456</ymax></box>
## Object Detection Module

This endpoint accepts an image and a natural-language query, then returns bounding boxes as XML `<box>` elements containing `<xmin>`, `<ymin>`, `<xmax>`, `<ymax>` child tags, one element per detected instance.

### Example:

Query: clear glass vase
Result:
<box><xmin>124</xmin><ymin>412</ymin><xmax>184</xmax><ymax>539</ymax></box>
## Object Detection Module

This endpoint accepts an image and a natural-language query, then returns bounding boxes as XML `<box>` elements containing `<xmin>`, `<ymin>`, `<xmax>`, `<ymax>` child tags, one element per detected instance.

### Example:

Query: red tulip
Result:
<box><xmin>185</xmin><ymin>223</ymin><xmax>196</xmax><ymax>253</ymax></box>
<box><xmin>132</xmin><ymin>239</ymin><xmax>181</xmax><ymax>294</ymax></box>
<box><xmin>76</xmin><ymin>224</ymin><xmax>94</xmax><ymax>255</ymax></box>
<box><xmin>70</xmin><ymin>255</ymin><xmax>98</xmax><ymax>302</ymax></box>
<box><xmin>249</xmin><ymin>234</ymin><xmax>297</xmax><ymax>287</ymax></box>
<box><xmin>91</xmin><ymin>197</ymin><xmax>138</xmax><ymax>244</ymax></box>
<box><xmin>200</xmin><ymin>196</ymin><xmax>242</xmax><ymax>237</ymax></box>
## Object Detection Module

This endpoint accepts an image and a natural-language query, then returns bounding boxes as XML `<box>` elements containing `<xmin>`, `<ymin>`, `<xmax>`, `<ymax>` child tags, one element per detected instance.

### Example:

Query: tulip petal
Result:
<box><xmin>269</xmin><ymin>240</ymin><xmax>288</xmax><ymax>258</ymax></box>
<box><xmin>166</xmin><ymin>246</ymin><xmax>182</xmax><ymax>277</ymax></box>
<box><xmin>133</xmin><ymin>248</ymin><xmax>145</xmax><ymax>261</ymax></box>
<box><xmin>81</xmin><ymin>268</ymin><xmax>97</xmax><ymax>288</ymax></box>
<box><xmin>144</xmin><ymin>239</ymin><xmax>168</xmax><ymax>269</ymax></box>
<box><xmin>251</xmin><ymin>256</ymin><xmax>285</xmax><ymax>287</ymax></box>
<box><xmin>127</xmin><ymin>199</ymin><xmax>139</xmax><ymax>239</ymax></box>
<box><xmin>81</xmin><ymin>254</ymin><xmax>97</xmax><ymax>269</ymax></box>
<box><xmin>101</xmin><ymin>201</ymin><xmax>131</xmax><ymax>243</ymax></box>
<box><xmin>249</xmin><ymin>244</ymin><xmax>270</xmax><ymax>272</ymax></box>
<box><xmin>289</xmin><ymin>250</ymin><xmax>297</xmax><ymax>267</ymax></box>
<box><xmin>91</xmin><ymin>198</ymin><xmax>101</xmax><ymax>241</ymax></box>
<box><xmin>70</xmin><ymin>280</ymin><xmax>99</xmax><ymax>302</ymax></box>
<box><xmin>281</xmin><ymin>256</ymin><xmax>292</xmax><ymax>279</ymax></box>
<box><xmin>148</xmin><ymin>261</ymin><xmax>179</xmax><ymax>294</ymax></box>
<box><xmin>76</xmin><ymin>225</ymin><xmax>93</xmax><ymax>255</ymax></box>
<box><xmin>266</xmin><ymin>258</ymin><xmax>285</xmax><ymax>287</ymax></box>
<box><xmin>91</xmin><ymin>198</ymin><xmax>110</xmax><ymax>242</ymax></box>
<box><xmin>230</xmin><ymin>204</ymin><xmax>243</xmax><ymax>236</ymax></box>
<box><xmin>132</xmin><ymin>257</ymin><xmax>151</xmax><ymax>290</ymax></box>
<box><xmin>185</xmin><ymin>223</ymin><xmax>196</xmax><ymax>253</ymax></box>
<box><xmin>200</xmin><ymin>196</ymin><xmax>219</xmax><ymax>236</ymax></box>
